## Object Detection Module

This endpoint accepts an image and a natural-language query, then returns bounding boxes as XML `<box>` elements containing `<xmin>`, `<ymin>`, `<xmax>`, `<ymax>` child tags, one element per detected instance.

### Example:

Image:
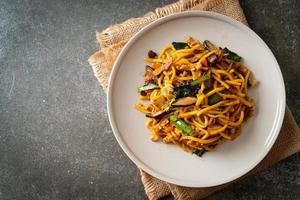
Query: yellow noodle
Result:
<box><xmin>213</xmin><ymin>75</ymin><xmax>230</xmax><ymax>89</ymax></box>
<box><xmin>159</xmin><ymin>45</ymin><xmax>173</xmax><ymax>58</ymax></box>
<box><xmin>244</xmin><ymin>70</ymin><xmax>250</xmax><ymax>93</ymax></box>
<box><xmin>144</xmin><ymin>57</ymin><xmax>163</xmax><ymax>63</ymax></box>
<box><xmin>180</xmin><ymin>135</ymin><xmax>220</xmax><ymax>144</ymax></box>
<box><xmin>212</xmin><ymin>69</ymin><xmax>234</xmax><ymax>80</ymax></box>
<box><xmin>169</xmin><ymin>66</ymin><xmax>176</xmax><ymax>83</ymax></box>
<box><xmin>177</xmin><ymin>76</ymin><xmax>194</xmax><ymax>81</ymax></box>
<box><xmin>206</xmin><ymin>87</ymin><xmax>225</xmax><ymax>97</ymax></box>
<box><xmin>225</xmin><ymin>80</ymin><xmax>242</xmax><ymax>86</ymax></box>
<box><xmin>179</xmin><ymin>101</ymin><xmax>225</xmax><ymax>118</ymax></box>
<box><xmin>220</xmin><ymin>132</ymin><xmax>232</xmax><ymax>140</ymax></box>
<box><xmin>208</xmin><ymin>124</ymin><xmax>228</xmax><ymax>135</ymax></box>
<box><xmin>135</xmin><ymin>36</ymin><xmax>256</xmax><ymax>155</ymax></box>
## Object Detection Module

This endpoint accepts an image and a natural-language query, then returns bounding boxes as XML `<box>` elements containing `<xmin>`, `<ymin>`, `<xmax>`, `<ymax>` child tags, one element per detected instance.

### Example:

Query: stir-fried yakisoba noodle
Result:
<box><xmin>135</xmin><ymin>36</ymin><xmax>257</xmax><ymax>157</ymax></box>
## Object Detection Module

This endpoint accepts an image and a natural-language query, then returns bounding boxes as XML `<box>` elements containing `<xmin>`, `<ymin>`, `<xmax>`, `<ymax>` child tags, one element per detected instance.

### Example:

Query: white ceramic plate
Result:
<box><xmin>107</xmin><ymin>11</ymin><xmax>285</xmax><ymax>187</ymax></box>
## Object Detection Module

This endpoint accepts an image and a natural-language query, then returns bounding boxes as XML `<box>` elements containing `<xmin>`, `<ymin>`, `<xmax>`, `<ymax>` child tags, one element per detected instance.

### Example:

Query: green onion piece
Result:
<box><xmin>138</xmin><ymin>83</ymin><xmax>159</xmax><ymax>93</ymax></box>
<box><xmin>208</xmin><ymin>93</ymin><xmax>223</xmax><ymax>105</ymax></box>
<box><xmin>176</xmin><ymin>120</ymin><xmax>192</xmax><ymax>135</ymax></box>
<box><xmin>173</xmin><ymin>85</ymin><xmax>194</xmax><ymax>99</ymax></box>
<box><xmin>190</xmin><ymin>74</ymin><xmax>211</xmax><ymax>86</ymax></box>
<box><xmin>170</xmin><ymin>115</ymin><xmax>192</xmax><ymax>135</ymax></box>
<box><xmin>170</xmin><ymin>115</ymin><xmax>178</xmax><ymax>123</ymax></box>
<box><xmin>177</xmin><ymin>120</ymin><xmax>192</xmax><ymax>135</ymax></box>
<box><xmin>172</xmin><ymin>42</ymin><xmax>189</xmax><ymax>50</ymax></box>
<box><xmin>193</xmin><ymin>149</ymin><xmax>207</xmax><ymax>157</ymax></box>
<box><xmin>223</xmin><ymin>47</ymin><xmax>241</xmax><ymax>62</ymax></box>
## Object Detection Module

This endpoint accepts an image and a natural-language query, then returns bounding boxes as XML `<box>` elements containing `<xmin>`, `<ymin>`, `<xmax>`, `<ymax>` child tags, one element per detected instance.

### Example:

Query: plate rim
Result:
<box><xmin>107</xmin><ymin>11</ymin><xmax>286</xmax><ymax>187</ymax></box>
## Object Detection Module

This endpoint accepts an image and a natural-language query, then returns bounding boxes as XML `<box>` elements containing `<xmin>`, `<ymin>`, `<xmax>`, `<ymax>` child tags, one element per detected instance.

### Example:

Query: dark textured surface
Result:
<box><xmin>0</xmin><ymin>0</ymin><xmax>299</xmax><ymax>200</ymax></box>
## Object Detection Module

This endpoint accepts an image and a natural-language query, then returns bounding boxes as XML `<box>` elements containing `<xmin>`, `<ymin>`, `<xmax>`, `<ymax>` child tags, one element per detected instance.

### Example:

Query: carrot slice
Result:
<box><xmin>201</xmin><ymin>58</ymin><xmax>208</xmax><ymax>67</ymax></box>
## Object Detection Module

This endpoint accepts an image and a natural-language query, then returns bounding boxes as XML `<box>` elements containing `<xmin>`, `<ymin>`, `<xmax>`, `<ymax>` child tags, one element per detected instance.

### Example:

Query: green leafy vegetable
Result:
<box><xmin>138</xmin><ymin>83</ymin><xmax>159</xmax><ymax>93</ymax></box>
<box><xmin>172</xmin><ymin>42</ymin><xmax>189</xmax><ymax>50</ymax></box>
<box><xmin>173</xmin><ymin>82</ymin><xmax>197</xmax><ymax>98</ymax></box>
<box><xmin>193</xmin><ymin>149</ymin><xmax>207</xmax><ymax>157</ymax></box>
<box><xmin>223</xmin><ymin>47</ymin><xmax>241</xmax><ymax>62</ymax></box>
<box><xmin>208</xmin><ymin>93</ymin><xmax>223</xmax><ymax>105</ymax></box>
<box><xmin>174</xmin><ymin>75</ymin><xmax>210</xmax><ymax>98</ymax></box>
<box><xmin>169</xmin><ymin>115</ymin><xmax>193</xmax><ymax>135</ymax></box>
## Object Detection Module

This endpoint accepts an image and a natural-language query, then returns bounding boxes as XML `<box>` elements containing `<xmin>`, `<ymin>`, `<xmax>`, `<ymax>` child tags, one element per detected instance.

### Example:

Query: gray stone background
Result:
<box><xmin>0</xmin><ymin>0</ymin><xmax>299</xmax><ymax>199</ymax></box>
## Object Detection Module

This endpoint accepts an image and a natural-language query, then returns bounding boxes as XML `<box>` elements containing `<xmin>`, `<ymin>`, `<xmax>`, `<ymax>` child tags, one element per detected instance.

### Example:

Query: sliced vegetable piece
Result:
<box><xmin>203</xmin><ymin>40</ymin><xmax>217</xmax><ymax>51</ymax></box>
<box><xmin>146</xmin><ymin>110</ymin><xmax>166</xmax><ymax>118</ymax></box>
<box><xmin>201</xmin><ymin>58</ymin><xmax>208</xmax><ymax>67</ymax></box>
<box><xmin>169</xmin><ymin>115</ymin><xmax>193</xmax><ymax>135</ymax></box>
<box><xmin>174</xmin><ymin>85</ymin><xmax>195</xmax><ymax>98</ymax></box>
<box><xmin>173</xmin><ymin>73</ymin><xmax>211</xmax><ymax>98</ymax></box>
<box><xmin>140</xmin><ymin>91</ymin><xmax>147</xmax><ymax>96</ymax></box>
<box><xmin>138</xmin><ymin>83</ymin><xmax>159</xmax><ymax>92</ymax></box>
<box><xmin>148</xmin><ymin>50</ymin><xmax>157</xmax><ymax>58</ymax></box>
<box><xmin>190</xmin><ymin>74</ymin><xmax>211</xmax><ymax>86</ymax></box>
<box><xmin>207</xmin><ymin>53</ymin><xmax>218</xmax><ymax>65</ymax></box>
<box><xmin>170</xmin><ymin>115</ymin><xmax>178</xmax><ymax>123</ymax></box>
<box><xmin>177</xmin><ymin>120</ymin><xmax>193</xmax><ymax>135</ymax></box>
<box><xmin>172</xmin><ymin>42</ymin><xmax>189</xmax><ymax>50</ymax></box>
<box><xmin>174</xmin><ymin>79</ymin><xmax>201</xmax><ymax>99</ymax></box>
<box><xmin>223</xmin><ymin>47</ymin><xmax>241</xmax><ymax>62</ymax></box>
<box><xmin>193</xmin><ymin>149</ymin><xmax>207</xmax><ymax>157</ymax></box>
<box><xmin>173</xmin><ymin>97</ymin><xmax>197</xmax><ymax>106</ymax></box>
<box><xmin>208</xmin><ymin>93</ymin><xmax>223</xmax><ymax>105</ymax></box>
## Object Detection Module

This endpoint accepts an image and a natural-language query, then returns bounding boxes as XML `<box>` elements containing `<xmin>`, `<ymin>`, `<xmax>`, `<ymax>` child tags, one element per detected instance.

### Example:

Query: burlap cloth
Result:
<box><xmin>88</xmin><ymin>0</ymin><xmax>300</xmax><ymax>199</ymax></box>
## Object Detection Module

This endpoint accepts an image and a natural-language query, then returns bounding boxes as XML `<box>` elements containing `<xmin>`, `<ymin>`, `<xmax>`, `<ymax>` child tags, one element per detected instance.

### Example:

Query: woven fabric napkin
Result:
<box><xmin>88</xmin><ymin>0</ymin><xmax>300</xmax><ymax>199</ymax></box>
